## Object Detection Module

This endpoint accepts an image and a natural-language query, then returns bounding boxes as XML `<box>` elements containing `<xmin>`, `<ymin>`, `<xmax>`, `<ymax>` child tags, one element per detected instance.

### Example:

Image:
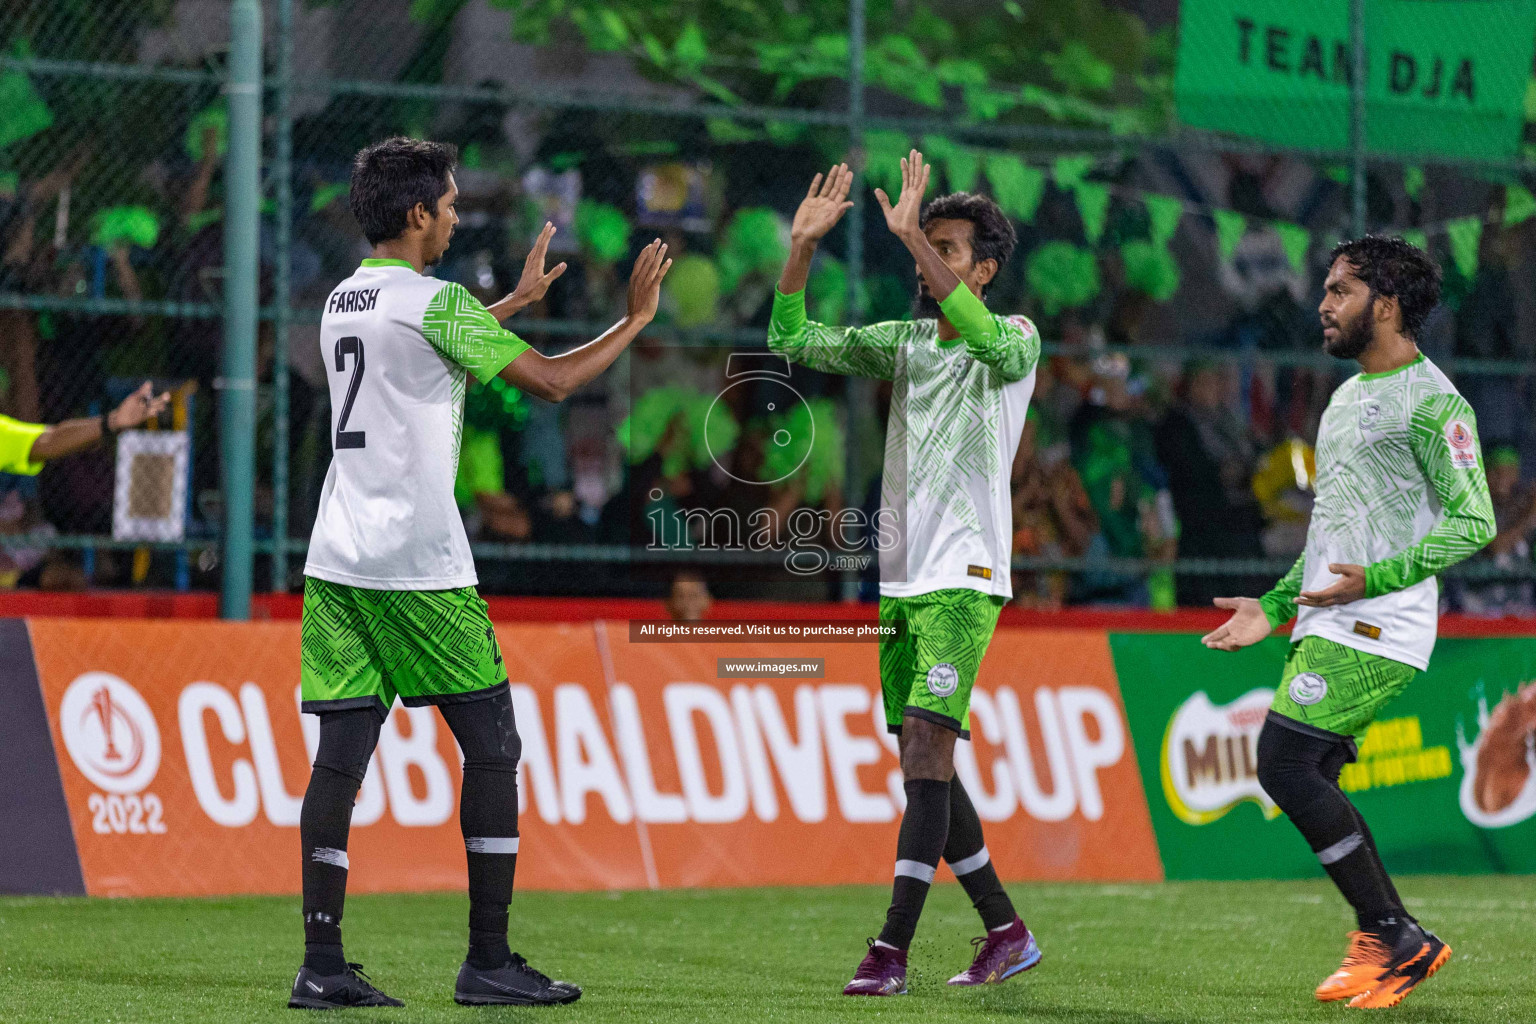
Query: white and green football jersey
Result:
<box><xmin>305</xmin><ymin>258</ymin><xmax>529</xmax><ymax>590</ymax></box>
<box><xmin>1260</xmin><ymin>353</ymin><xmax>1495</xmax><ymax>669</ymax></box>
<box><xmin>769</xmin><ymin>284</ymin><xmax>1040</xmax><ymax>599</ymax></box>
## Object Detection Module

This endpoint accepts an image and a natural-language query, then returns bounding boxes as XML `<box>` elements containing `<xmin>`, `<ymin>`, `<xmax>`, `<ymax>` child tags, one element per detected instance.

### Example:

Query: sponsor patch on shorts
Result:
<box><xmin>1444</xmin><ymin>419</ymin><xmax>1478</xmax><ymax>469</ymax></box>
<box><xmin>926</xmin><ymin>662</ymin><xmax>960</xmax><ymax>697</ymax></box>
<box><xmin>1289</xmin><ymin>671</ymin><xmax>1329</xmax><ymax>706</ymax></box>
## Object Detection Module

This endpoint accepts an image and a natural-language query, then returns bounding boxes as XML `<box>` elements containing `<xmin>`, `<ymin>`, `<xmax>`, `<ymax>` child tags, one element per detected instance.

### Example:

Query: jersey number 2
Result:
<box><xmin>334</xmin><ymin>336</ymin><xmax>367</xmax><ymax>450</ymax></box>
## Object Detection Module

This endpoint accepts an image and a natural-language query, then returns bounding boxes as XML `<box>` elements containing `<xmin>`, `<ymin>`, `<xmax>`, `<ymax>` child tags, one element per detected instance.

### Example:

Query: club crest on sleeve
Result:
<box><xmin>1444</xmin><ymin>419</ymin><xmax>1478</xmax><ymax>468</ymax></box>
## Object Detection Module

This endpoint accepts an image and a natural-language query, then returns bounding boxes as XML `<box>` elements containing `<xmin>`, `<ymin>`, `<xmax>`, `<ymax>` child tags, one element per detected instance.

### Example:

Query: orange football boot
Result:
<box><xmin>1348</xmin><ymin>932</ymin><xmax>1451</xmax><ymax>1009</ymax></box>
<box><xmin>1315</xmin><ymin>931</ymin><xmax>1393</xmax><ymax>1002</ymax></box>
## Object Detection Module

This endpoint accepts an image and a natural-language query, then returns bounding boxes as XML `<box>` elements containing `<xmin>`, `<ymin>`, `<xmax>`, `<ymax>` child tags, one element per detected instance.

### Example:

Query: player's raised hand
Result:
<box><xmin>874</xmin><ymin>149</ymin><xmax>931</xmax><ymax>243</ymax></box>
<box><xmin>109</xmin><ymin>380</ymin><xmax>171</xmax><ymax>431</ymax></box>
<box><xmin>505</xmin><ymin>221</ymin><xmax>568</xmax><ymax>313</ymax></box>
<box><xmin>1200</xmin><ymin>596</ymin><xmax>1272</xmax><ymax>652</ymax></box>
<box><xmin>790</xmin><ymin>164</ymin><xmax>854</xmax><ymax>245</ymax></box>
<box><xmin>1296</xmin><ymin>563</ymin><xmax>1366</xmax><ymax>607</ymax></box>
<box><xmin>626</xmin><ymin>239</ymin><xmax>672</xmax><ymax>322</ymax></box>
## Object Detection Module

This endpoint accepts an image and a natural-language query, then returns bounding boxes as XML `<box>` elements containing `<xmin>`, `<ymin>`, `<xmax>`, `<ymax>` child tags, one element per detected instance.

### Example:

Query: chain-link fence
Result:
<box><xmin>2</xmin><ymin>0</ymin><xmax>1536</xmax><ymax>612</ymax></box>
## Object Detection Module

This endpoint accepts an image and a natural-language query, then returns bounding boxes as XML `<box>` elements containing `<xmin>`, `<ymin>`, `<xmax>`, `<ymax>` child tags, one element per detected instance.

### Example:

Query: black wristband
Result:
<box><xmin>101</xmin><ymin>412</ymin><xmax>118</xmax><ymax>437</ymax></box>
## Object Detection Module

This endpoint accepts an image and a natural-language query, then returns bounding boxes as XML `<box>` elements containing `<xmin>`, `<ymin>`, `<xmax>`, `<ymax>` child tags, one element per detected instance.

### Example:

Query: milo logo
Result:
<box><xmin>1160</xmin><ymin>689</ymin><xmax>1280</xmax><ymax>825</ymax></box>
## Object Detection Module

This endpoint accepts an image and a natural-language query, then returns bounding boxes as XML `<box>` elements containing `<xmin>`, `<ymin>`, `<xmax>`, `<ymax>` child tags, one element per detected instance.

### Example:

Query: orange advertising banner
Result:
<box><xmin>29</xmin><ymin>618</ymin><xmax>1161</xmax><ymax>897</ymax></box>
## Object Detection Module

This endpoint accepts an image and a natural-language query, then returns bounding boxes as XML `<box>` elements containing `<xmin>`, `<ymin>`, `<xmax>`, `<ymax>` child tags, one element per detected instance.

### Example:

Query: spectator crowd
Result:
<box><xmin>4</xmin><ymin>99</ymin><xmax>1536</xmax><ymax>612</ymax></box>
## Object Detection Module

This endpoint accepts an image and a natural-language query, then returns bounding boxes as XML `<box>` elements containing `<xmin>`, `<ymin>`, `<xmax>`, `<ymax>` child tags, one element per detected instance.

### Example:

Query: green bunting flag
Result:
<box><xmin>919</xmin><ymin>134</ymin><xmax>959</xmax><ymax>168</ymax></box>
<box><xmin>1402</xmin><ymin>228</ymin><xmax>1428</xmax><ymax>253</ymax></box>
<box><xmin>862</xmin><ymin>130</ymin><xmax>910</xmax><ymax>194</ymax></box>
<box><xmin>1274</xmin><ymin>222</ymin><xmax>1310</xmax><ymax>275</ymax></box>
<box><xmin>1144</xmin><ymin>194</ymin><xmax>1183</xmax><ymax>247</ymax></box>
<box><xmin>1446</xmin><ymin>216</ymin><xmax>1483</xmax><ymax>279</ymax></box>
<box><xmin>1504</xmin><ymin>185</ymin><xmax>1536</xmax><ymax>227</ymax></box>
<box><xmin>1403</xmin><ymin>166</ymin><xmax>1426</xmax><ymax>202</ymax></box>
<box><xmin>1073</xmin><ymin>182</ymin><xmax>1111</xmax><ymax>244</ymax></box>
<box><xmin>808</xmin><ymin>255</ymin><xmax>848</xmax><ymax>325</ymax></box>
<box><xmin>943</xmin><ymin>146</ymin><xmax>981</xmax><ymax>193</ymax></box>
<box><xmin>1051</xmin><ymin>154</ymin><xmax>1094</xmax><ymax>190</ymax></box>
<box><xmin>1025</xmin><ymin>241</ymin><xmax>1101</xmax><ymax>315</ymax></box>
<box><xmin>984</xmin><ymin>155</ymin><xmax>1046</xmax><ymax>223</ymax></box>
<box><xmin>1213</xmin><ymin>209</ymin><xmax>1247</xmax><ymax>262</ymax></box>
<box><xmin>1120</xmin><ymin>240</ymin><xmax>1181</xmax><ymax>302</ymax></box>
<box><xmin>310</xmin><ymin>182</ymin><xmax>348</xmax><ymax>214</ymax></box>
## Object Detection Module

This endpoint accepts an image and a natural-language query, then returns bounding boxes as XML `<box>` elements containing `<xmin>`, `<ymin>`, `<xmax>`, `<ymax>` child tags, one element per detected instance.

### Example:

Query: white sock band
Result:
<box><xmin>465</xmin><ymin>836</ymin><xmax>520</xmax><ymax>855</ymax></box>
<box><xmin>311</xmin><ymin>847</ymin><xmax>348</xmax><ymax>869</ymax></box>
<box><xmin>949</xmin><ymin>846</ymin><xmax>991</xmax><ymax>877</ymax></box>
<box><xmin>894</xmin><ymin>859</ymin><xmax>936</xmax><ymax>884</ymax></box>
<box><xmin>1317</xmin><ymin>832</ymin><xmax>1363</xmax><ymax>866</ymax></box>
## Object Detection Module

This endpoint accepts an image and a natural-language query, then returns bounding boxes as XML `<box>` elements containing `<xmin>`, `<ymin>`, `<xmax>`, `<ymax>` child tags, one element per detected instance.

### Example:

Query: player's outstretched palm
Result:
<box><xmin>1201</xmin><ymin>596</ymin><xmax>1271</xmax><ymax>652</ymax></box>
<box><xmin>790</xmin><ymin>164</ymin><xmax>854</xmax><ymax>244</ymax></box>
<box><xmin>874</xmin><ymin>149</ymin><xmax>931</xmax><ymax>241</ymax></box>
<box><xmin>506</xmin><ymin>221</ymin><xmax>567</xmax><ymax>311</ymax></box>
<box><xmin>627</xmin><ymin>239</ymin><xmax>672</xmax><ymax>322</ymax></box>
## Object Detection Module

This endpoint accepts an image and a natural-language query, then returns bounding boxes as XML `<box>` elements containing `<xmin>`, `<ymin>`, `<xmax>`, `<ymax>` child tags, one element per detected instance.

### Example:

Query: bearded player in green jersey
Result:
<box><xmin>1203</xmin><ymin>236</ymin><xmax>1495</xmax><ymax>1009</ymax></box>
<box><xmin>770</xmin><ymin>152</ymin><xmax>1041</xmax><ymax>996</ymax></box>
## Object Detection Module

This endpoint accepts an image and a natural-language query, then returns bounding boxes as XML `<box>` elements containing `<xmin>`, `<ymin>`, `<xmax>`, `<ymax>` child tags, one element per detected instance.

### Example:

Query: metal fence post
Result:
<box><xmin>220</xmin><ymin>0</ymin><xmax>263</xmax><ymax>619</ymax></box>
<box><xmin>842</xmin><ymin>0</ymin><xmax>868</xmax><ymax>602</ymax></box>
<box><xmin>1349</xmin><ymin>0</ymin><xmax>1367</xmax><ymax>239</ymax></box>
<box><xmin>272</xmin><ymin>0</ymin><xmax>295</xmax><ymax>593</ymax></box>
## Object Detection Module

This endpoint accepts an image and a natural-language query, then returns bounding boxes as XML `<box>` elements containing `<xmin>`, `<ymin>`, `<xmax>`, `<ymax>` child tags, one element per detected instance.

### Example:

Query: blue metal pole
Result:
<box><xmin>272</xmin><ymin>0</ymin><xmax>294</xmax><ymax>593</ymax></box>
<box><xmin>220</xmin><ymin>0</ymin><xmax>262</xmax><ymax>619</ymax></box>
<box><xmin>1350</xmin><ymin>0</ymin><xmax>1367</xmax><ymax>239</ymax></box>
<box><xmin>842</xmin><ymin>0</ymin><xmax>868</xmax><ymax>602</ymax></box>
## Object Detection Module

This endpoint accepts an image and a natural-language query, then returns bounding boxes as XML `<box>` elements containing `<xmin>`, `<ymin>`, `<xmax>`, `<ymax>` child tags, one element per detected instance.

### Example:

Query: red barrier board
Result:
<box><xmin>27</xmin><ymin>618</ymin><xmax>1162</xmax><ymax>897</ymax></box>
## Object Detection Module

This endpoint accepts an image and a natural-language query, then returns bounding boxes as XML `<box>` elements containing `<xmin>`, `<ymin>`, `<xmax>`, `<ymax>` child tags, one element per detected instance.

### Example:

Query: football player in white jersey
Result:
<box><xmin>1203</xmin><ymin>236</ymin><xmax>1494</xmax><ymax>1008</ymax></box>
<box><xmin>769</xmin><ymin>152</ymin><xmax>1042</xmax><ymax>996</ymax></box>
<box><xmin>291</xmin><ymin>137</ymin><xmax>670</xmax><ymax>1009</ymax></box>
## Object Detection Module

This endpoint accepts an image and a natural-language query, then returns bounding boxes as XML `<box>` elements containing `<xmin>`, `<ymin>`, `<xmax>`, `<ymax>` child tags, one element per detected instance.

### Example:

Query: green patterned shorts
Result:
<box><xmin>300</xmin><ymin>576</ymin><xmax>507</xmax><ymax>716</ymax></box>
<box><xmin>878</xmin><ymin>588</ymin><xmax>1004</xmax><ymax>739</ymax></box>
<box><xmin>1271</xmin><ymin>635</ymin><xmax>1417</xmax><ymax>737</ymax></box>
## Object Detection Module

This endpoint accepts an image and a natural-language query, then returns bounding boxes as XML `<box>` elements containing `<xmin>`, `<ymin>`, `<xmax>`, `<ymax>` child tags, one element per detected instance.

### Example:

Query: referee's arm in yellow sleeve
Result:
<box><xmin>0</xmin><ymin>381</ymin><xmax>172</xmax><ymax>472</ymax></box>
<box><xmin>0</xmin><ymin>416</ymin><xmax>47</xmax><ymax>475</ymax></box>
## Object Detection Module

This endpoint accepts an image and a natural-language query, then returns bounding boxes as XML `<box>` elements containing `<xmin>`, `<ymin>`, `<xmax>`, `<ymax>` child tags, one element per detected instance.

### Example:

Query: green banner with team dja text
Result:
<box><xmin>1175</xmin><ymin>0</ymin><xmax>1536</xmax><ymax>159</ymax></box>
<box><xmin>1111</xmin><ymin>633</ymin><xmax>1536</xmax><ymax>881</ymax></box>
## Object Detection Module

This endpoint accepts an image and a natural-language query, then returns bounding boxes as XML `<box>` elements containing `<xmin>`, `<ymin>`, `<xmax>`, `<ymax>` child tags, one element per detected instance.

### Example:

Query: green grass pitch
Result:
<box><xmin>3</xmin><ymin>876</ymin><xmax>1533</xmax><ymax>1022</ymax></box>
